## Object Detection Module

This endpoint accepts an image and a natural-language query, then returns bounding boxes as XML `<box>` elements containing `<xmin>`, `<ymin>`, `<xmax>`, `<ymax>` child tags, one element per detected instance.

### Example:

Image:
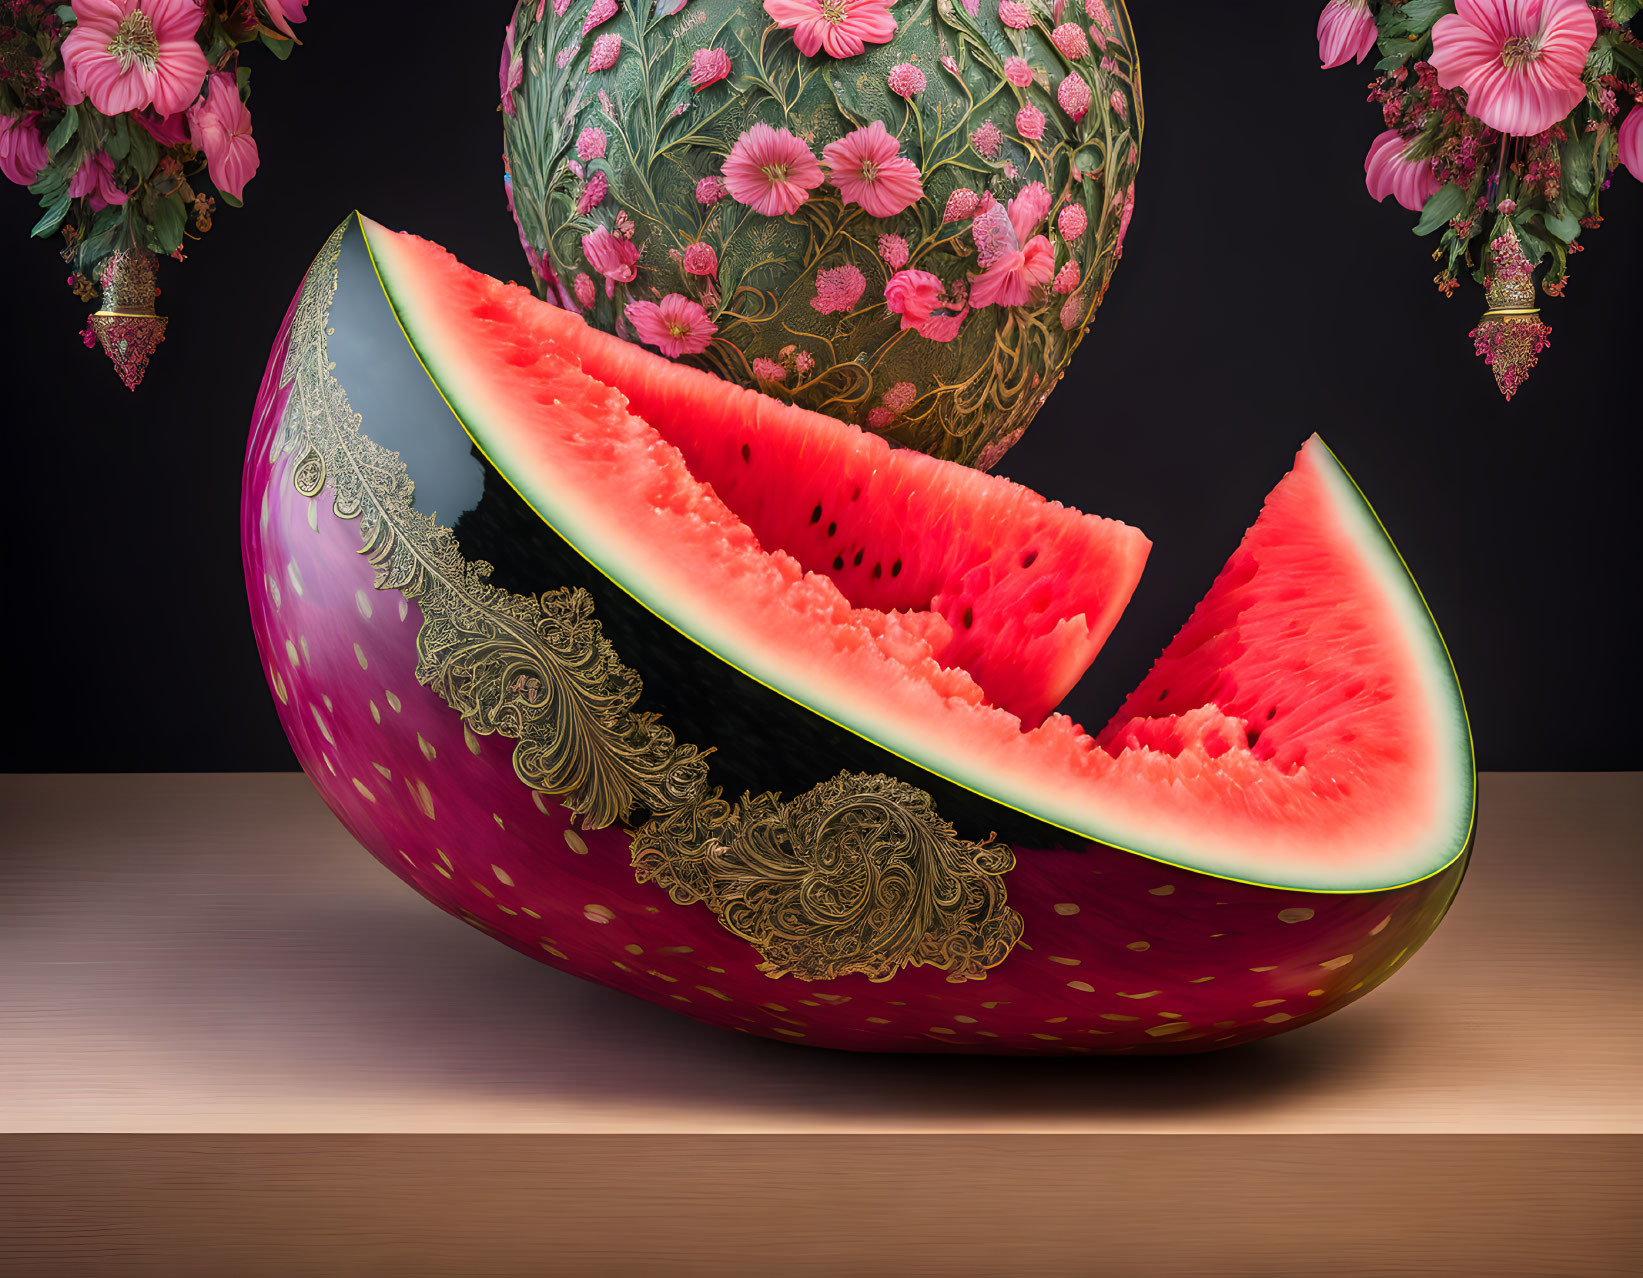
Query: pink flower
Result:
<box><xmin>576</xmin><ymin>171</ymin><xmax>609</xmax><ymax>214</ymax></box>
<box><xmin>557</xmin><ymin>42</ymin><xmax>581</xmax><ymax>69</ymax></box>
<box><xmin>1086</xmin><ymin>0</ymin><xmax>1113</xmax><ymax>29</ymax></box>
<box><xmin>1364</xmin><ymin>128</ymin><xmax>1441</xmax><ymax>212</ymax></box>
<box><xmin>1114</xmin><ymin>180</ymin><xmax>1135</xmax><ymax>256</ymax></box>
<box><xmin>589</xmin><ymin>33</ymin><xmax>622</xmax><ymax>72</ymax></box>
<box><xmin>696</xmin><ymin>174</ymin><xmax>729</xmax><ymax>204</ymax></box>
<box><xmin>972</xmin><ymin>120</ymin><xmax>1003</xmax><ymax>158</ymax></box>
<box><xmin>1109</xmin><ymin>88</ymin><xmax>1126</xmax><ymax>120</ymax></box>
<box><xmin>762</xmin><ymin>0</ymin><xmax>897</xmax><ymax>60</ymax></box>
<box><xmin>1052</xmin><ymin>259</ymin><xmax>1080</xmax><ymax>293</ymax></box>
<box><xmin>943</xmin><ymin>188</ymin><xmax>980</xmax><ymax>222</ymax></box>
<box><xmin>626</xmin><ymin>294</ymin><xmax>717</xmax><ymax>357</ymax></box>
<box><xmin>794</xmin><ymin>350</ymin><xmax>815</xmax><ymax>373</ymax></box>
<box><xmin>1620</xmin><ymin>107</ymin><xmax>1643</xmax><ymax>181</ymax></box>
<box><xmin>583</xmin><ymin>0</ymin><xmax>618</xmax><ymax>35</ymax></box>
<box><xmin>822</xmin><ymin>121</ymin><xmax>924</xmax><ymax>218</ymax></box>
<box><xmin>1430</xmin><ymin>0</ymin><xmax>1598</xmax><ymax>137</ymax></box>
<box><xmin>1059</xmin><ymin>289</ymin><xmax>1084</xmax><ymax>330</ymax></box>
<box><xmin>1316</xmin><ymin>0</ymin><xmax>1377</xmax><ymax>70</ymax></box>
<box><xmin>752</xmin><ymin>356</ymin><xmax>786</xmax><ymax>382</ymax></box>
<box><xmin>135</xmin><ymin>108</ymin><xmax>187</xmax><ymax>146</ymax></box>
<box><xmin>1057</xmin><ymin>203</ymin><xmax>1087</xmax><ymax>239</ymax></box>
<box><xmin>1051</xmin><ymin>23</ymin><xmax>1089</xmax><ymax>60</ymax></box>
<box><xmin>61</xmin><ymin>0</ymin><xmax>209</xmax><ymax>117</ymax></box>
<box><xmin>499</xmin><ymin>18</ymin><xmax>523</xmax><ymax>114</ymax></box>
<box><xmin>577</xmin><ymin>127</ymin><xmax>607</xmax><ymax>161</ymax></box>
<box><xmin>882</xmin><ymin>380</ymin><xmax>916</xmax><ymax>412</ymax></box>
<box><xmin>582</xmin><ymin>225</ymin><xmax>640</xmax><ymax>295</ymax></box>
<box><xmin>260</xmin><ymin>0</ymin><xmax>307</xmax><ymax>40</ymax></box>
<box><xmin>0</xmin><ymin>114</ymin><xmax>50</xmax><ymax>186</ymax></box>
<box><xmin>1058</xmin><ymin>72</ymin><xmax>1091</xmax><ymax>121</ymax></box>
<box><xmin>1004</xmin><ymin>56</ymin><xmax>1034</xmax><ymax>87</ymax></box>
<box><xmin>574</xmin><ymin>272</ymin><xmax>597</xmax><ymax>308</ymax></box>
<box><xmin>723</xmin><ymin>122</ymin><xmax>823</xmax><ymax>216</ymax></box>
<box><xmin>68</xmin><ymin>150</ymin><xmax>127</xmax><ymax>209</ymax></box>
<box><xmin>682</xmin><ymin>241</ymin><xmax>719</xmax><ymax>275</ymax></box>
<box><xmin>811</xmin><ymin>263</ymin><xmax>867</xmax><ymax>314</ymax></box>
<box><xmin>866</xmin><ymin>407</ymin><xmax>895</xmax><ymax>429</ymax></box>
<box><xmin>690</xmin><ymin>47</ymin><xmax>732</xmax><ymax>91</ymax></box>
<box><xmin>884</xmin><ymin>269</ymin><xmax>968</xmax><ymax>341</ymax></box>
<box><xmin>888</xmin><ymin>63</ymin><xmax>926</xmax><ymax>98</ymax></box>
<box><xmin>999</xmin><ymin>0</ymin><xmax>1031</xmax><ymax>30</ymax></box>
<box><xmin>877</xmin><ymin>232</ymin><xmax>909</xmax><ymax>270</ymax></box>
<box><xmin>188</xmin><ymin>74</ymin><xmax>259</xmax><ymax>201</ymax></box>
<box><xmin>1016</xmin><ymin>104</ymin><xmax>1046</xmax><ymax>140</ymax></box>
<box><xmin>969</xmin><ymin>183</ymin><xmax>1055</xmax><ymax>307</ymax></box>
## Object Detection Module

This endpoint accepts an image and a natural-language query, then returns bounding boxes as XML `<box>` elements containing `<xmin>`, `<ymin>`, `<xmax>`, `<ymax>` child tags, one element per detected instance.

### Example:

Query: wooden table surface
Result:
<box><xmin>3</xmin><ymin>772</ymin><xmax>1639</xmax><ymax>1276</ymax></box>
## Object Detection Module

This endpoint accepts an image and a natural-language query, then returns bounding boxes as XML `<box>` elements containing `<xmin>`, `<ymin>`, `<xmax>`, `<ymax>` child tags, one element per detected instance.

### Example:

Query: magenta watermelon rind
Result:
<box><xmin>358</xmin><ymin>213</ymin><xmax>1475</xmax><ymax>896</ymax></box>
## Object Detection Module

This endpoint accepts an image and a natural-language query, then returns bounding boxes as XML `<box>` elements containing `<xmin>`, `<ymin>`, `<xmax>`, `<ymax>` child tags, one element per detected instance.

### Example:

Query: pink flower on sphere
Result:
<box><xmin>61</xmin><ymin>0</ymin><xmax>209</xmax><ymax>117</ymax></box>
<box><xmin>763</xmin><ymin>0</ymin><xmax>896</xmax><ymax>60</ymax></box>
<box><xmin>499</xmin><ymin>19</ymin><xmax>523</xmax><ymax>115</ymax></box>
<box><xmin>682</xmin><ymin>241</ymin><xmax>719</xmax><ymax>276</ymax></box>
<box><xmin>0</xmin><ymin>114</ymin><xmax>50</xmax><ymax>186</ymax></box>
<box><xmin>888</xmin><ymin>63</ymin><xmax>926</xmax><ymax>98</ymax></box>
<box><xmin>723</xmin><ymin>122</ymin><xmax>823</xmax><ymax>216</ymax></box>
<box><xmin>811</xmin><ymin>263</ymin><xmax>867</xmax><ymax>314</ymax></box>
<box><xmin>696</xmin><ymin>174</ymin><xmax>729</xmax><ymax>204</ymax></box>
<box><xmin>576</xmin><ymin>171</ymin><xmax>609</xmax><ymax>215</ymax></box>
<box><xmin>690</xmin><ymin>47</ymin><xmax>732</xmax><ymax>91</ymax></box>
<box><xmin>972</xmin><ymin>120</ymin><xmax>1003</xmax><ymax>158</ymax></box>
<box><xmin>188</xmin><ymin>73</ymin><xmax>259</xmax><ymax>201</ymax></box>
<box><xmin>866</xmin><ymin>406</ymin><xmax>895</xmax><ymax>430</ymax></box>
<box><xmin>583</xmin><ymin>0</ymin><xmax>618</xmax><ymax>35</ymax></box>
<box><xmin>884</xmin><ymin>269</ymin><xmax>968</xmax><ymax>341</ymax></box>
<box><xmin>1114</xmin><ymin>180</ymin><xmax>1136</xmax><ymax>257</ymax></box>
<box><xmin>970</xmin><ymin>184</ymin><xmax>1055</xmax><ymax>307</ymax></box>
<box><xmin>1004</xmin><ymin>56</ymin><xmax>1034</xmax><ymax>87</ymax></box>
<box><xmin>573</xmin><ymin>272</ymin><xmax>597</xmax><ymax>308</ymax></box>
<box><xmin>1057</xmin><ymin>203</ymin><xmax>1087</xmax><ymax>239</ymax></box>
<box><xmin>1316</xmin><ymin>1</ymin><xmax>1377</xmax><ymax>70</ymax></box>
<box><xmin>589</xmin><ymin>33</ymin><xmax>622</xmax><ymax>72</ymax></box>
<box><xmin>1016</xmin><ymin>104</ymin><xmax>1046</xmax><ymax>141</ymax></box>
<box><xmin>1059</xmin><ymin>289</ymin><xmax>1084</xmax><ymax>330</ymax></box>
<box><xmin>1086</xmin><ymin>0</ymin><xmax>1113</xmax><ymax>29</ymax></box>
<box><xmin>998</xmin><ymin>0</ymin><xmax>1032</xmax><ymax>31</ymax></box>
<box><xmin>1364</xmin><ymin>128</ymin><xmax>1442</xmax><ymax>212</ymax></box>
<box><xmin>1052</xmin><ymin>259</ymin><xmax>1080</xmax><ymax>293</ymax></box>
<box><xmin>582</xmin><ymin>225</ymin><xmax>640</xmax><ymax>295</ymax></box>
<box><xmin>1109</xmin><ymin>88</ymin><xmax>1127</xmax><ymax>120</ymax></box>
<box><xmin>882</xmin><ymin>380</ymin><xmax>916</xmax><ymax>412</ymax></box>
<box><xmin>626</xmin><ymin>294</ymin><xmax>717</xmax><ymax>357</ymax></box>
<box><xmin>878</xmin><ymin>233</ymin><xmax>909</xmax><ymax>270</ymax></box>
<box><xmin>1620</xmin><ymin>107</ymin><xmax>1643</xmax><ymax>181</ymax></box>
<box><xmin>752</xmin><ymin>356</ymin><xmax>787</xmax><ymax>382</ymax></box>
<box><xmin>577</xmin><ymin>127</ymin><xmax>607</xmax><ymax>161</ymax></box>
<box><xmin>1058</xmin><ymin>72</ymin><xmax>1092</xmax><ymax>121</ymax></box>
<box><xmin>794</xmin><ymin>350</ymin><xmax>815</xmax><ymax>374</ymax></box>
<box><xmin>822</xmin><ymin>121</ymin><xmax>924</xmax><ymax>218</ymax></box>
<box><xmin>943</xmin><ymin>188</ymin><xmax>980</xmax><ymax>222</ymax></box>
<box><xmin>1429</xmin><ymin>0</ymin><xmax>1598</xmax><ymax>137</ymax></box>
<box><xmin>1051</xmin><ymin>23</ymin><xmax>1090</xmax><ymax>60</ymax></box>
<box><xmin>557</xmin><ymin>43</ymin><xmax>581</xmax><ymax>69</ymax></box>
<box><xmin>68</xmin><ymin>150</ymin><xmax>126</xmax><ymax>209</ymax></box>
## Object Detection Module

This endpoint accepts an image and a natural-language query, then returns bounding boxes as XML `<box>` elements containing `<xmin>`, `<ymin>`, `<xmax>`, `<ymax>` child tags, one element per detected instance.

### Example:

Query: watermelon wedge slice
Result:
<box><xmin>241</xmin><ymin>215</ymin><xmax>1475</xmax><ymax>1053</ymax></box>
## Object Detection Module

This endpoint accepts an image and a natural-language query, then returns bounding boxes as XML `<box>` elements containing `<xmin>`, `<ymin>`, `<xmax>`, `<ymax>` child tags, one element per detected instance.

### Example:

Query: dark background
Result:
<box><xmin>1</xmin><ymin>6</ymin><xmax>1637</xmax><ymax>773</ymax></box>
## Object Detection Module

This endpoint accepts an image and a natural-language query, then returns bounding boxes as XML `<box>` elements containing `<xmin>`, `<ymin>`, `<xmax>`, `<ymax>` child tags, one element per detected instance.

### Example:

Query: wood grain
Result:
<box><xmin>2</xmin><ymin>772</ymin><xmax>1640</xmax><ymax>1274</ymax></box>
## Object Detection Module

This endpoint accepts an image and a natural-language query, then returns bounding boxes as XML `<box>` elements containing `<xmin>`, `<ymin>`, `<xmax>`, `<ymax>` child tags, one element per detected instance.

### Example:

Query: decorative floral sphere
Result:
<box><xmin>501</xmin><ymin>0</ymin><xmax>1141</xmax><ymax>468</ymax></box>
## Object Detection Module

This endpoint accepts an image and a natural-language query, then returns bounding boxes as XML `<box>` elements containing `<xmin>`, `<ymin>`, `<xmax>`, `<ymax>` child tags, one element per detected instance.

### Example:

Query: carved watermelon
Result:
<box><xmin>499</xmin><ymin>0</ymin><xmax>1142</xmax><ymax>468</ymax></box>
<box><xmin>240</xmin><ymin>214</ymin><xmax>1474</xmax><ymax>1054</ymax></box>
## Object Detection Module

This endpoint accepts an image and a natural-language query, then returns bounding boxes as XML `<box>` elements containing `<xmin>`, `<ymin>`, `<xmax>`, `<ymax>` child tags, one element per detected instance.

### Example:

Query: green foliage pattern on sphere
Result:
<box><xmin>502</xmin><ymin>0</ymin><xmax>1140</xmax><ymax>467</ymax></box>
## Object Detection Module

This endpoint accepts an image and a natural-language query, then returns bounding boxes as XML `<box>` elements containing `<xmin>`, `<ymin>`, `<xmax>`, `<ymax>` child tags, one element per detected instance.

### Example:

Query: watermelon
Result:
<box><xmin>499</xmin><ymin>0</ymin><xmax>1143</xmax><ymax>469</ymax></box>
<box><xmin>241</xmin><ymin>214</ymin><xmax>1474</xmax><ymax>1053</ymax></box>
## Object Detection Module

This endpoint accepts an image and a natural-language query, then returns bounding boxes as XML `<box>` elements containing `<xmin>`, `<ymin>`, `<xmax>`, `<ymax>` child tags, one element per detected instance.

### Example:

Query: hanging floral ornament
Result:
<box><xmin>0</xmin><ymin>1</ymin><xmax>312</xmax><ymax>390</ymax></box>
<box><xmin>1316</xmin><ymin>0</ymin><xmax>1642</xmax><ymax>399</ymax></box>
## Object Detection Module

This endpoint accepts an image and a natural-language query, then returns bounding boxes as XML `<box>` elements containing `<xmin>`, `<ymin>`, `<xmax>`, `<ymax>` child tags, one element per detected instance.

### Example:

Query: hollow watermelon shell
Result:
<box><xmin>240</xmin><ymin>214</ymin><xmax>1473</xmax><ymax>1054</ymax></box>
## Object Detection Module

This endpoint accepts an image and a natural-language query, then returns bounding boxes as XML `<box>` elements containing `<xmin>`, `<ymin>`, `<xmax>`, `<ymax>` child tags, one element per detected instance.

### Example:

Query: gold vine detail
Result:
<box><xmin>273</xmin><ymin>222</ymin><xmax>710</xmax><ymax>829</ymax></box>
<box><xmin>631</xmin><ymin>773</ymin><xmax>1022</xmax><ymax>983</ymax></box>
<box><xmin>271</xmin><ymin>218</ymin><xmax>1023</xmax><ymax>983</ymax></box>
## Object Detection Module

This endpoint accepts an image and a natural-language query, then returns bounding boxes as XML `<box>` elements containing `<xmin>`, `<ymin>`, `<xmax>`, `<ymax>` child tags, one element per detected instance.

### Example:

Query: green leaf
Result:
<box><xmin>145</xmin><ymin>191</ymin><xmax>187</xmax><ymax>254</ymax></box>
<box><xmin>105</xmin><ymin>114</ymin><xmax>131</xmax><ymax>162</ymax></box>
<box><xmin>1612</xmin><ymin>0</ymin><xmax>1642</xmax><ymax>22</ymax></box>
<box><xmin>47</xmin><ymin>107</ymin><xmax>78</xmax><ymax>156</ymax></box>
<box><xmin>218</xmin><ymin>189</ymin><xmax>243</xmax><ymax>208</ymax></box>
<box><xmin>258</xmin><ymin>29</ymin><xmax>295</xmax><ymax>60</ymax></box>
<box><xmin>1374</xmin><ymin>54</ymin><xmax>1407</xmax><ymax>73</ymax></box>
<box><xmin>126</xmin><ymin>124</ymin><xmax>160</xmax><ymax>181</ymax></box>
<box><xmin>1512</xmin><ymin>217</ymin><xmax>1548</xmax><ymax>264</ymax></box>
<box><xmin>1413</xmin><ymin>182</ymin><xmax>1468</xmax><ymax>235</ymax></box>
<box><xmin>31</xmin><ymin>191</ymin><xmax>72</xmax><ymax>238</ymax></box>
<box><xmin>1543</xmin><ymin>209</ymin><xmax>1580</xmax><ymax>242</ymax></box>
<box><xmin>55</xmin><ymin>4</ymin><xmax>76</xmax><ymax>23</ymax></box>
<box><xmin>236</xmin><ymin>66</ymin><xmax>252</xmax><ymax>97</ymax></box>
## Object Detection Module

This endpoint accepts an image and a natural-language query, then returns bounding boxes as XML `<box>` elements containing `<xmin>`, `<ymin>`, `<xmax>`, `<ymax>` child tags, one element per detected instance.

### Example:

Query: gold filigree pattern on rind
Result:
<box><xmin>272</xmin><ymin>224</ymin><xmax>710</xmax><ymax>830</ymax></box>
<box><xmin>632</xmin><ymin>773</ymin><xmax>1023</xmax><ymax>984</ymax></box>
<box><xmin>269</xmin><ymin>220</ymin><xmax>1023</xmax><ymax>982</ymax></box>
